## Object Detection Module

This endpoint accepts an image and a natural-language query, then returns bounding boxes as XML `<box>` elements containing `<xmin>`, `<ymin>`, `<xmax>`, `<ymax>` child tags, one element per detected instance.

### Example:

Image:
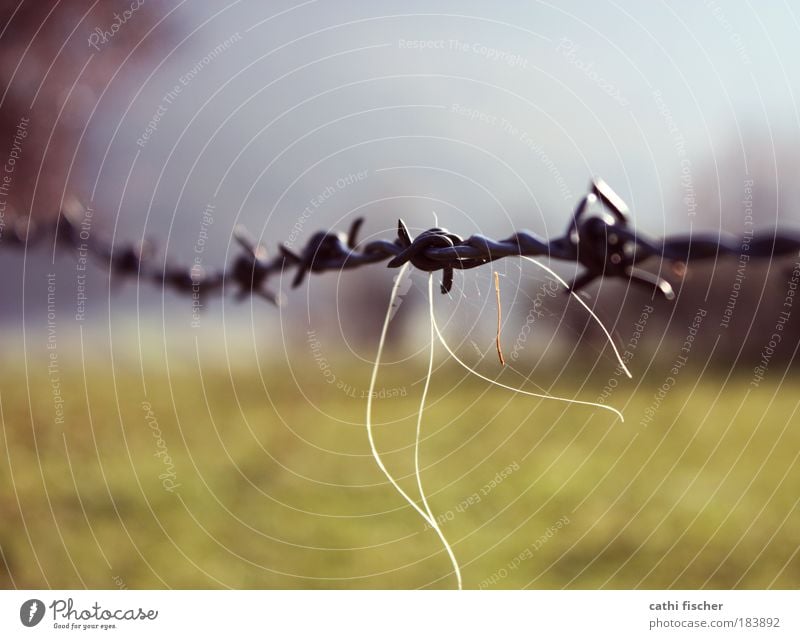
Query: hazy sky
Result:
<box><xmin>89</xmin><ymin>0</ymin><xmax>800</xmax><ymax>256</ymax></box>
<box><xmin>8</xmin><ymin>0</ymin><xmax>800</xmax><ymax>331</ymax></box>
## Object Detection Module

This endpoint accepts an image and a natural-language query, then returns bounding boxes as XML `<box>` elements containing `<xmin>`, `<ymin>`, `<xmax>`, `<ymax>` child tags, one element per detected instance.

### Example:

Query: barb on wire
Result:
<box><xmin>2</xmin><ymin>179</ymin><xmax>799</xmax><ymax>306</ymax></box>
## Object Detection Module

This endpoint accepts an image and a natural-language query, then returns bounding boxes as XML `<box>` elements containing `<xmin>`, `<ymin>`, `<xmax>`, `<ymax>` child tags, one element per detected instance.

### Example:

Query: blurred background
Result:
<box><xmin>0</xmin><ymin>0</ymin><xmax>798</xmax><ymax>589</ymax></box>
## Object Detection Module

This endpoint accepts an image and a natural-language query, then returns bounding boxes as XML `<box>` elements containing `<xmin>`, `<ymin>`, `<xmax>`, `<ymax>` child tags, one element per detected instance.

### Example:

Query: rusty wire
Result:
<box><xmin>2</xmin><ymin>178</ymin><xmax>798</xmax><ymax>305</ymax></box>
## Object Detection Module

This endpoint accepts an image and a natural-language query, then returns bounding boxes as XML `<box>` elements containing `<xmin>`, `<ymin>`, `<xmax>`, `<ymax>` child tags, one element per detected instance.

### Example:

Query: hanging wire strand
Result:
<box><xmin>5</xmin><ymin>179</ymin><xmax>799</xmax><ymax>305</ymax></box>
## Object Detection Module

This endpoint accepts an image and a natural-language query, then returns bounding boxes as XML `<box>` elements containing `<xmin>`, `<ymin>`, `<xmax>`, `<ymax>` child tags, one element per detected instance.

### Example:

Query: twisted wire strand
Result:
<box><xmin>3</xmin><ymin>179</ymin><xmax>799</xmax><ymax>305</ymax></box>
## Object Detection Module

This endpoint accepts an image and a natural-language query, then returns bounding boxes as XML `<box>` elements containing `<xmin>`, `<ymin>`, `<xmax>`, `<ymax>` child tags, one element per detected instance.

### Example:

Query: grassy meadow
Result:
<box><xmin>1</xmin><ymin>340</ymin><xmax>798</xmax><ymax>590</ymax></box>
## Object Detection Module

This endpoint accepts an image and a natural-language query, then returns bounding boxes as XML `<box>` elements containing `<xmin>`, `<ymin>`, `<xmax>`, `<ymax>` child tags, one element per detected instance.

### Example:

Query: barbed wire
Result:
<box><xmin>2</xmin><ymin>178</ymin><xmax>799</xmax><ymax>305</ymax></box>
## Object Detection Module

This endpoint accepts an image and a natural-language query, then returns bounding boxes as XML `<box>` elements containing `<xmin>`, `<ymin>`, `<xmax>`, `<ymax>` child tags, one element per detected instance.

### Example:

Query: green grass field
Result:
<box><xmin>1</xmin><ymin>348</ymin><xmax>798</xmax><ymax>589</ymax></box>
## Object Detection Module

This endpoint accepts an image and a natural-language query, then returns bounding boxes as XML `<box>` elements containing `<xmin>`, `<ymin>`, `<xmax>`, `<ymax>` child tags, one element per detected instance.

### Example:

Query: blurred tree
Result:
<box><xmin>0</xmin><ymin>1</ymin><xmax>170</xmax><ymax>234</ymax></box>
